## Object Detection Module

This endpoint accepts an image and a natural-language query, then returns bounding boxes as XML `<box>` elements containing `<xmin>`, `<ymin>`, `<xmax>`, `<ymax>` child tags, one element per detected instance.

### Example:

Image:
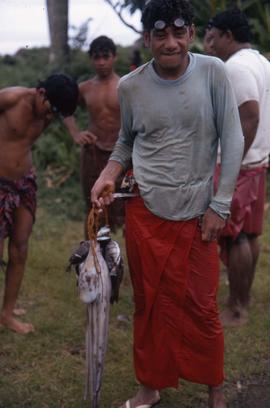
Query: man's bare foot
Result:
<box><xmin>0</xmin><ymin>314</ymin><xmax>34</xmax><ymax>334</ymax></box>
<box><xmin>220</xmin><ymin>307</ymin><xmax>248</xmax><ymax>327</ymax></box>
<box><xmin>119</xmin><ymin>386</ymin><xmax>160</xmax><ymax>408</ymax></box>
<box><xmin>208</xmin><ymin>386</ymin><xmax>227</xmax><ymax>407</ymax></box>
<box><xmin>13</xmin><ymin>307</ymin><xmax>26</xmax><ymax>316</ymax></box>
<box><xmin>219</xmin><ymin>296</ymin><xmax>230</xmax><ymax>307</ymax></box>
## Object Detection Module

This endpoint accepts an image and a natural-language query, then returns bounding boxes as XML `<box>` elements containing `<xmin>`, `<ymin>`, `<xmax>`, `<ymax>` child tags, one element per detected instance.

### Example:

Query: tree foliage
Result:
<box><xmin>104</xmin><ymin>0</ymin><xmax>143</xmax><ymax>33</ymax></box>
<box><xmin>122</xmin><ymin>0</ymin><xmax>145</xmax><ymax>13</ymax></box>
<box><xmin>70</xmin><ymin>18</ymin><xmax>92</xmax><ymax>50</ymax></box>
<box><xmin>242</xmin><ymin>0</ymin><xmax>270</xmax><ymax>55</ymax></box>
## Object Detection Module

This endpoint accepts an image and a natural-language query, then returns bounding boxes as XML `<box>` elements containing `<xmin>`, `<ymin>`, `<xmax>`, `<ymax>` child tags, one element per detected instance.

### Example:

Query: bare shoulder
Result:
<box><xmin>112</xmin><ymin>72</ymin><xmax>120</xmax><ymax>82</ymax></box>
<box><xmin>0</xmin><ymin>86</ymin><xmax>32</xmax><ymax>111</ymax></box>
<box><xmin>79</xmin><ymin>79</ymin><xmax>94</xmax><ymax>94</ymax></box>
<box><xmin>0</xmin><ymin>86</ymin><xmax>30</xmax><ymax>97</ymax></box>
<box><xmin>78</xmin><ymin>79</ymin><xmax>95</xmax><ymax>104</ymax></box>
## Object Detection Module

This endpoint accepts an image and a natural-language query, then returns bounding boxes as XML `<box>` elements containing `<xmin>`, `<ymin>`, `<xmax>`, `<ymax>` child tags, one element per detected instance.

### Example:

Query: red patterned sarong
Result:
<box><xmin>214</xmin><ymin>165</ymin><xmax>266</xmax><ymax>265</ymax></box>
<box><xmin>125</xmin><ymin>197</ymin><xmax>224</xmax><ymax>390</ymax></box>
<box><xmin>0</xmin><ymin>170</ymin><xmax>37</xmax><ymax>239</ymax></box>
<box><xmin>215</xmin><ymin>165</ymin><xmax>266</xmax><ymax>239</ymax></box>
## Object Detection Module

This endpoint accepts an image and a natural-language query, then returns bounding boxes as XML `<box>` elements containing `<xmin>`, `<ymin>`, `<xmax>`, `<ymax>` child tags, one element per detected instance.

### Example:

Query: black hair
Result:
<box><xmin>141</xmin><ymin>0</ymin><xmax>194</xmax><ymax>31</ymax></box>
<box><xmin>209</xmin><ymin>7</ymin><xmax>252</xmax><ymax>43</ymax></box>
<box><xmin>37</xmin><ymin>74</ymin><xmax>79</xmax><ymax>117</ymax></box>
<box><xmin>131</xmin><ymin>49</ymin><xmax>142</xmax><ymax>67</ymax></box>
<box><xmin>88</xmin><ymin>35</ymin><xmax>117</xmax><ymax>57</ymax></box>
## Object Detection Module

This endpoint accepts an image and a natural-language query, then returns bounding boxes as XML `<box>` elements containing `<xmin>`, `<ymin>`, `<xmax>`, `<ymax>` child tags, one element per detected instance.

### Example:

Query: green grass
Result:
<box><xmin>0</xmin><ymin>190</ymin><xmax>270</xmax><ymax>407</ymax></box>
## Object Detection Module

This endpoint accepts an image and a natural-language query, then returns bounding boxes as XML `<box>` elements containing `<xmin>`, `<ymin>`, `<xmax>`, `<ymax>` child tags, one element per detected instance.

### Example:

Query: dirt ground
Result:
<box><xmin>228</xmin><ymin>362</ymin><xmax>270</xmax><ymax>408</ymax></box>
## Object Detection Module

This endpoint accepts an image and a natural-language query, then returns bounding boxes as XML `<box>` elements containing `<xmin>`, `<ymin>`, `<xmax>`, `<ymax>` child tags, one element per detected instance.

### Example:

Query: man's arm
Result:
<box><xmin>91</xmin><ymin>80</ymin><xmax>134</xmax><ymax>208</ymax></box>
<box><xmin>63</xmin><ymin>115</ymin><xmax>97</xmax><ymax>145</ymax></box>
<box><xmin>202</xmin><ymin>61</ymin><xmax>244</xmax><ymax>241</ymax></box>
<box><xmin>91</xmin><ymin>160</ymin><xmax>124</xmax><ymax>208</ymax></box>
<box><xmin>63</xmin><ymin>82</ymin><xmax>97</xmax><ymax>145</ymax></box>
<box><xmin>202</xmin><ymin>100</ymin><xmax>259</xmax><ymax>242</ymax></box>
<box><xmin>239</xmin><ymin>100</ymin><xmax>259</xmax><ymax>157</ymax></box>
<box><xmin>226</xmin><ymin>62</ymin><xmax>260</xmax><ymax>158</ymax></box>
<box><xmin>201</xmin><ymin>208</ymin><xmax>225</xmax><ymax>242</ymax></box>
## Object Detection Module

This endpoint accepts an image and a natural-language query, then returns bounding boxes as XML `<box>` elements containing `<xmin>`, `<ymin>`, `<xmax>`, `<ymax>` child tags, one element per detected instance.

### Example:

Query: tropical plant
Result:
<box><xmin>242</xmin><ymin>0</ymin><xmax>270</xmax><ymax>55</ymax></box>
<box><xmin>70</xmin><ymin>18</ymin><xmax>93</xmax><ymax>50</ymax></box>
<box><xmin>103</xmin><ymin>0</ymin><xmax>143</xmax><ymax>33</ymax></box>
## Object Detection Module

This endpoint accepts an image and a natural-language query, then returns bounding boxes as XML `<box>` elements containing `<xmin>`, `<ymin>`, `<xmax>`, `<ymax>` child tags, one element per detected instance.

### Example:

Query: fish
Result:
<box><xmin>96</xmin><ymin>225</ymin><xmax>124</xmax><ymax>304</ymax></box>
<box><xmin>66</xmin><ymin>241</ymin><xmax>90</xmax><ymax>273</ymax></box>
<box><xmin>102</xmin><ymin>239</ymin><xmax>124</xmax><ymax>304</ymax></box>
<box><xmin>78</xmin><ymin>240</ymin><xmax>111</xmax><ymax>407</ymax></box>
<box><xmin>68</xmin><ymin>229</ymin><xmax>124</xmax><ymax>304</ymax></box>
<box><xmin>68</xmin><ymin>227</ymin><xmax>124</xmax><ymax>407</ymax></box>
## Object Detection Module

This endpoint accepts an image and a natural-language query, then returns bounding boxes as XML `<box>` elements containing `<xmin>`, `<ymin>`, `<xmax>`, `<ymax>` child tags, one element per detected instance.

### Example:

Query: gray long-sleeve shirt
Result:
<box><xmin>110</xmin><ymin>53</ymin><xmax>244</xmax><ymax>221</ymax></box>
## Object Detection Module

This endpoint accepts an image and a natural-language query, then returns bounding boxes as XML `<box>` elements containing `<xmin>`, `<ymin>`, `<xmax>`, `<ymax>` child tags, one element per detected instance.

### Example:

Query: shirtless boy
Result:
<box><xmin>0</xmin><ymin>74</ymin><xmax>79</xmax><ymax>334</ymax></box>
<box><xmin>64</xmin><ymin>36</ymin><xmax>124</xmax><ymax>232</ymax></box>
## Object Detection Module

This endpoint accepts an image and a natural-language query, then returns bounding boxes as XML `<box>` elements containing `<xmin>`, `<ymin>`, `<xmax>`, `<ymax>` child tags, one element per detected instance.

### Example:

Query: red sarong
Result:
<box><xmin>214</xmin><ymin>165</ymin><xmax>266</xmax><ymax>266</ymax></box>
<box><xmin>125</xmin><ymin>197</ymin><xmax>224</xmax><ymax>390</ymax></box>
<box><xmin>215</xmin><ymin>165</ymin><xmax>266</xmax><ymax>239</ymax></box>
<box><xmin>0</xmin><ymin>169</ymin><xmax>37</xmax><ymax>240</ymax></box>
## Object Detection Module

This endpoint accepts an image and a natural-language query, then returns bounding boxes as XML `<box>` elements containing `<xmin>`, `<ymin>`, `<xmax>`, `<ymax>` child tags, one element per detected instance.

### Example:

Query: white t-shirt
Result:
<box><xmin>226</xmin><ymin>48</ymin><xmax>270</xmax><ymax>167</ymax></box>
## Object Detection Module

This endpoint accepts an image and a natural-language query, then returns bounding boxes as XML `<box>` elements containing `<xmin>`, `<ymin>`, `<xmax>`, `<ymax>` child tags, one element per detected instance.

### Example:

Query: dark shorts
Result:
<box><xmin>80</xmin><ymin>144</ymin><xmax>124</xmax><ymax>231</ymax></box>
<box><xmin>0</xmin><ymin>169</ymin><xmax>37</xmax><ymax>239</ymax></box>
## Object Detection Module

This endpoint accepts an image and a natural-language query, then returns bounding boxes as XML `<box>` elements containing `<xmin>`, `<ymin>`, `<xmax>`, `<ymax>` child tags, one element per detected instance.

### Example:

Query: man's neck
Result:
<box><xmin>96</xmin><ymin>71</ymin><xmax>116</xmax><ymax>82</ymax></box>
<box><xmin>153</xmin><ymin>54</ymin><xmax>190</xmax><ymax>80</ymax></box>
<box><xmin>225</xmin><ymin>42</ymin><xmax>251</xmax><ymax>61</ymax></box>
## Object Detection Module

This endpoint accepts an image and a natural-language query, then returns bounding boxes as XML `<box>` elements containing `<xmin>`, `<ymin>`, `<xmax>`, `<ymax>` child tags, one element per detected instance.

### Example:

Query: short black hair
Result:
<box><xmin>209</xmin><ymin>7</ymin><xmax>252</xmax><ymax>43</ymax></box>
<box><xmin>37</xmin><ymin>74</ymin><xmax>79</xmax><ymax>117</ymax></box>
<box><xmin>141</xmin><ymin>0</ymin><xmax>194</xmax><ymax>31</ymax></box>
<box><xmin>88</xmin><ymin>35</ymin><xmax>116</xmax><ymax>57</ymax></box>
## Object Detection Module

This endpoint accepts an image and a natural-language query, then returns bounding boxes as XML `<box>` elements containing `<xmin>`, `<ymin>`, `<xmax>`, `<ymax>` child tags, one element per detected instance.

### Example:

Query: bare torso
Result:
<box><xmin>79</xmin><ymin>73</ymin><xmax>120</xmax><ymax>151</ymax></box>
<box><xmin>0</xmin><ymin>87</ymin><xmax>51</xmax><ymax>180</ymax></box>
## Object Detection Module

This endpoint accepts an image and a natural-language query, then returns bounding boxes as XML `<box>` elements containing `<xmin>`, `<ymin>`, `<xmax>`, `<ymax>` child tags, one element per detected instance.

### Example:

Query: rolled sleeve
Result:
<box><xmin>210</xmin><ymin>60</ymin><xmax>244</xmax><ymax>217</ymax></box>
<box><xmin>109</xmin><ymin>79</ymin><xmax>135</xmax><ymax>170</ymax></box>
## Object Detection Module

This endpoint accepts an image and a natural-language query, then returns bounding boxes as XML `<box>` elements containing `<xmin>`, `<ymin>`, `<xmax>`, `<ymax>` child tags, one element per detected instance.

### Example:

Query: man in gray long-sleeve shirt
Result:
<box><xmin>92</xmin><ymin>1</ymin><xmax>244</xmax><ymax>407</ymax></box>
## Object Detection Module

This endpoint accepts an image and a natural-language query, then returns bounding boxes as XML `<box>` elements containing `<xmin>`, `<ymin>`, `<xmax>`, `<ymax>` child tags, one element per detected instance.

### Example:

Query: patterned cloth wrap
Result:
<box><xmin>0</xmin><ymin>169</ymin><xmax>37</xmax><ymax>239</ymax></box>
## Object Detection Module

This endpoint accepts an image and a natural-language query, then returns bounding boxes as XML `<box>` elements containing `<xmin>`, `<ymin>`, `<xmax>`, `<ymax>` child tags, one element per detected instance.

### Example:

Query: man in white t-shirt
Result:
<box><xmin>209</xmin><ymin>7</ymin><xmax>270</xmax><ymax>327</ymax></box>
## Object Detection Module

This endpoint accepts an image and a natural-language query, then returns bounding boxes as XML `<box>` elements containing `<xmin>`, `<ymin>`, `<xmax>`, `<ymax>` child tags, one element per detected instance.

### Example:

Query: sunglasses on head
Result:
<box><xmin>153</xmin><ymin>17</ymin><xmax>186</xmax><ymax>30</ymax></box>
<box><xmin>50</xmin><ymin>104</ymin><xmax>60</xmax><ymax>115</ymax></box>
<box><xmin>43</xmin><ymin>95</ymin><xmax>60</xmax><ymax>115</ymax></box>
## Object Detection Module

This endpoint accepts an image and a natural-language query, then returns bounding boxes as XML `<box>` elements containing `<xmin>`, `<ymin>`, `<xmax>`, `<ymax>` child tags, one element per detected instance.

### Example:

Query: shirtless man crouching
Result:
<box><xmin>64</xmin><ymin>36</ymin><xmax>124</xmax><ymax>233</ymax></box>
<box><xmin>0</xmin><ymin>74</ymin><xmax>79</xmax><ymax>334</ymax></box>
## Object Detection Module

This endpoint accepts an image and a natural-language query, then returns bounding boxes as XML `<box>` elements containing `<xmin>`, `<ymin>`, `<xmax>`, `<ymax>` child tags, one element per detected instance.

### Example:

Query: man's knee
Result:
<box><xmin>9</xmin><ymin>241</ymin><xmax>28</xmax><ymax>264</ymax></box>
